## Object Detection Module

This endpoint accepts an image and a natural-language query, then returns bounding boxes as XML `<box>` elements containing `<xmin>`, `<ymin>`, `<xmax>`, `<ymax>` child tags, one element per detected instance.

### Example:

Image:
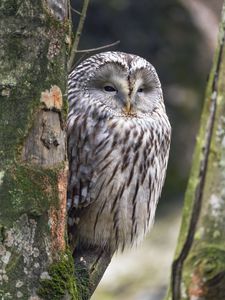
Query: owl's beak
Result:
<box><xmin>122</xmin><ymin>97</ymin><xmax>135</xmax><ymax>116</ymax></box>
<box><xmin>124</xmin><ymin>99</ymin><xmax>132</xmax><ymax>114</ymax></box>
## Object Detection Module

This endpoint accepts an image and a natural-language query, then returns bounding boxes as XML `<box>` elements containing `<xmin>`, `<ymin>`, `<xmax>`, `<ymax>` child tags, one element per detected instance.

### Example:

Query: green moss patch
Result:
<box><xmin>73</xmin><ymin>262</ymin><xmax>91</xmax><ymax>300</ymax></box>
<box><xmin>0</xmin><ymin>163</ymin><xmax>60</xmax><ymax>225</ymax></box>
<box><xmin>185</xmin><ymin>245</ymin><xmax>225</xmax><ymax>282</ymax></box>
<box><xmin>38</xmin><ymin>250</ymin><xmax>80</xmax><ymax>300</ymax></box>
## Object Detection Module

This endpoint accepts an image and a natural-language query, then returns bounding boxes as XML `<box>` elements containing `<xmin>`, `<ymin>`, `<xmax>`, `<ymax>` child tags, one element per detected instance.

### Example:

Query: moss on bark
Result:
<box><xmin>1</xmin><ymin>164</ymin><xmax>59</xmax><ymax>223</ymax></box>
<box><xmin>0</xmin><ymin>1</ymin><xmax>77</xmax><ymax>299</ymax></box>
<box><xmin>165</xmin><ymin>2</ymin><xmax>225</xmax><ymax>299</ymax></box>
<box><xmin>38</xmin><ymin>250</ymin><xmax>79</xmax><ymax>300</ymax></box>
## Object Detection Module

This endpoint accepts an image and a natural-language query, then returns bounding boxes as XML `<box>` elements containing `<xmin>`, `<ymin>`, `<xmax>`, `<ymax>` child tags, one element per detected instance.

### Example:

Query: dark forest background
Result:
<box><xmin>70</xmin><ymin>1</ymin><xmax>223</xmax><ymax>299</ymax></box>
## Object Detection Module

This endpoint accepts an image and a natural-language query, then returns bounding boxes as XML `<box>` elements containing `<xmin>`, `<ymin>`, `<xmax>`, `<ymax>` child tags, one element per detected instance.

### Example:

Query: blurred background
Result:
<box><xmin>71</xmin><ymin>1</ymin><xmax>223</xmax><ymax>299</ymax></box>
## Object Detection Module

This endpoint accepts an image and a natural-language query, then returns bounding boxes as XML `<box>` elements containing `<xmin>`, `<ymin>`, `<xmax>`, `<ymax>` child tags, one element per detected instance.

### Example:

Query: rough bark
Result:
<box><xmin>165</xmin><ymin>2</ymin><xmax>225</xmax><ymax>299</ymax></box>
<box><xmin>0</xmin><ymin>1</ymin><xmax>74</xmax><ymax>299</ymax></box>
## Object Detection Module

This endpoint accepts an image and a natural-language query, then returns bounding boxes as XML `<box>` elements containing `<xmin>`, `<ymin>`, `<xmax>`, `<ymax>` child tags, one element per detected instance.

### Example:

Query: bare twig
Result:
<box><xmin>70</xmin><ymin>5</ymin><xmax>82</xmax><ymax>16</ymax></box>
<box><xmin>68</xmin><ymin>1</ymin><xmax>72</xmax><ymax>44</ymax></box>
<box><xmin>70</xmin><ymin>41</ymin><xmax>120</xmax><ymax>70</ymax></box>
<box><xmin>75</xmin><ymin>40</ymin><xmax>120</xmax><ymax>53</ymax></box>
<box><xmin>68</xmin><ymin>0</ymin><xmax>90</xmax><ymax>72</ymax></box>
<box><xmin>73</xmin><ymin>53</ymin><xmax>89</xmax><ymax>68</ymax></box>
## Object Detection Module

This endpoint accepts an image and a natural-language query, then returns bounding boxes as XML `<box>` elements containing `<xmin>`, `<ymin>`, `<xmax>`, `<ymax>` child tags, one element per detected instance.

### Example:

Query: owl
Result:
<box><xmin>67</xmin><ymin>51</ymin><xmax>171</xmax><ymax>253</ymax></box>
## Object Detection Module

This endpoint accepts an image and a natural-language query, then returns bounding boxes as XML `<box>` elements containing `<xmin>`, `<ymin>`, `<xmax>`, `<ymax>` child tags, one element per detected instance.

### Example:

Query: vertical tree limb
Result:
<box><xmin>165</xmin><ymin>1</ymin><xmax>225</xmax><ymax>299</ymax></box>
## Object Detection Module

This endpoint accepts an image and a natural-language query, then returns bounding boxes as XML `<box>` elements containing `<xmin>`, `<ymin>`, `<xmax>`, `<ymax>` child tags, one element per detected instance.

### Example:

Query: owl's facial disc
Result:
<box><xmin>88</xmin><ymin>61</ymin><xmax>162</xmax><ymax>116</ymax></box>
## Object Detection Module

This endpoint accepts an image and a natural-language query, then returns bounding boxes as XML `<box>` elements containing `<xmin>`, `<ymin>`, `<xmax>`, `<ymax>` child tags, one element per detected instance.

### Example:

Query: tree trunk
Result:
<box><xmin>165</xmin><ymin>1</ymin><xmax>225</xmax><ymax>299</ymax></box>
<box><xmin>0</xmin><ymin>1</ymin><xmax>77</xmax><ymax>299</ymax></box>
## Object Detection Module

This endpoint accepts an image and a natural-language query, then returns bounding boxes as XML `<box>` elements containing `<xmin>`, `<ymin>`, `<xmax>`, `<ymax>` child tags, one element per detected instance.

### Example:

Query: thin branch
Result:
<box><xmin>68</xmin><ymin>0</ymin><xmax>90</xmax><ymax>72</ymax></box>
<box><xmin>68</xmin><ymin>0</ymin><xmax>72</xmax><ymax>44</ymax></box>
<box><xmin>70</xmin><ymin>5</ymin><xmax>82</xmax><ymax>15</ymax></box>
<box><xmin>75</xmin><ymin>40</ymin><xmax>120</xmax><ymax>53</ymax></box>
<box><xmin>73</xmin><ymin>53</ymin><xmax>90</xmax><ymax>68</ymax></box>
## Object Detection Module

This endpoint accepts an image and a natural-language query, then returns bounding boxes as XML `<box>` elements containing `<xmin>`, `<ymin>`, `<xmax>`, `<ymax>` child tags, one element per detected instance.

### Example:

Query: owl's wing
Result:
<box><xmin>67</xmin><ymin>113</ymin><xmax>109</xmax><ymax>212</ymax></box>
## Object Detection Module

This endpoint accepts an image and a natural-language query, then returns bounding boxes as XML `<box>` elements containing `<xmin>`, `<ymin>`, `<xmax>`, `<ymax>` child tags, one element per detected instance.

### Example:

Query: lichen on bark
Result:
<box><xmin>0</xmin><ymin>0</ymin><xmax>75</xmax><ymax>299</ymax></box>
<box><xmin>165</xmin><ymin>2</ymin><xmax>225</xmax><ymax>299</ymax></box>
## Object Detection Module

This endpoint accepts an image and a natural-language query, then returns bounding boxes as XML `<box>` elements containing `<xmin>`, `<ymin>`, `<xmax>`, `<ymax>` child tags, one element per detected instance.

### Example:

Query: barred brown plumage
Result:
<box><xmin>67</xmin><ymin>51</ymin><xmax>171</xmax><ymax>252</ymax></box>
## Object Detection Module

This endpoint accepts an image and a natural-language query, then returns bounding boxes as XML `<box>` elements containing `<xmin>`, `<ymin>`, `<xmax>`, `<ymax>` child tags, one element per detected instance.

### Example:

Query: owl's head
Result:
<box><xmin>68</xmin><ymin>51</ymin><xmax>165</xmax><ymax>118</ymax></box>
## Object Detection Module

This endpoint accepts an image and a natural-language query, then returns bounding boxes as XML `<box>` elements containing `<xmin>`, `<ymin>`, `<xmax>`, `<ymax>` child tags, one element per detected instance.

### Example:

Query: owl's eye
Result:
<box><xmin>137</xmin><ymin>87</ymin><xmax>144</xmax><ymax>93</ymax></box>
<box><xmin>103</xmin><ymin>85</ymin><xmax>117</xmax><ymax>92</ymax></box>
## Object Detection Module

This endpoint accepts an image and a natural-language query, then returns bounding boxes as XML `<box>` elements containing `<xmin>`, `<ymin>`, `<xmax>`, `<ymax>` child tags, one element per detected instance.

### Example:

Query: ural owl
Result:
<box><xmin>67</xmin><ymin>51</ymin><xmax>171</xmax><ymax>253</ymax></box>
